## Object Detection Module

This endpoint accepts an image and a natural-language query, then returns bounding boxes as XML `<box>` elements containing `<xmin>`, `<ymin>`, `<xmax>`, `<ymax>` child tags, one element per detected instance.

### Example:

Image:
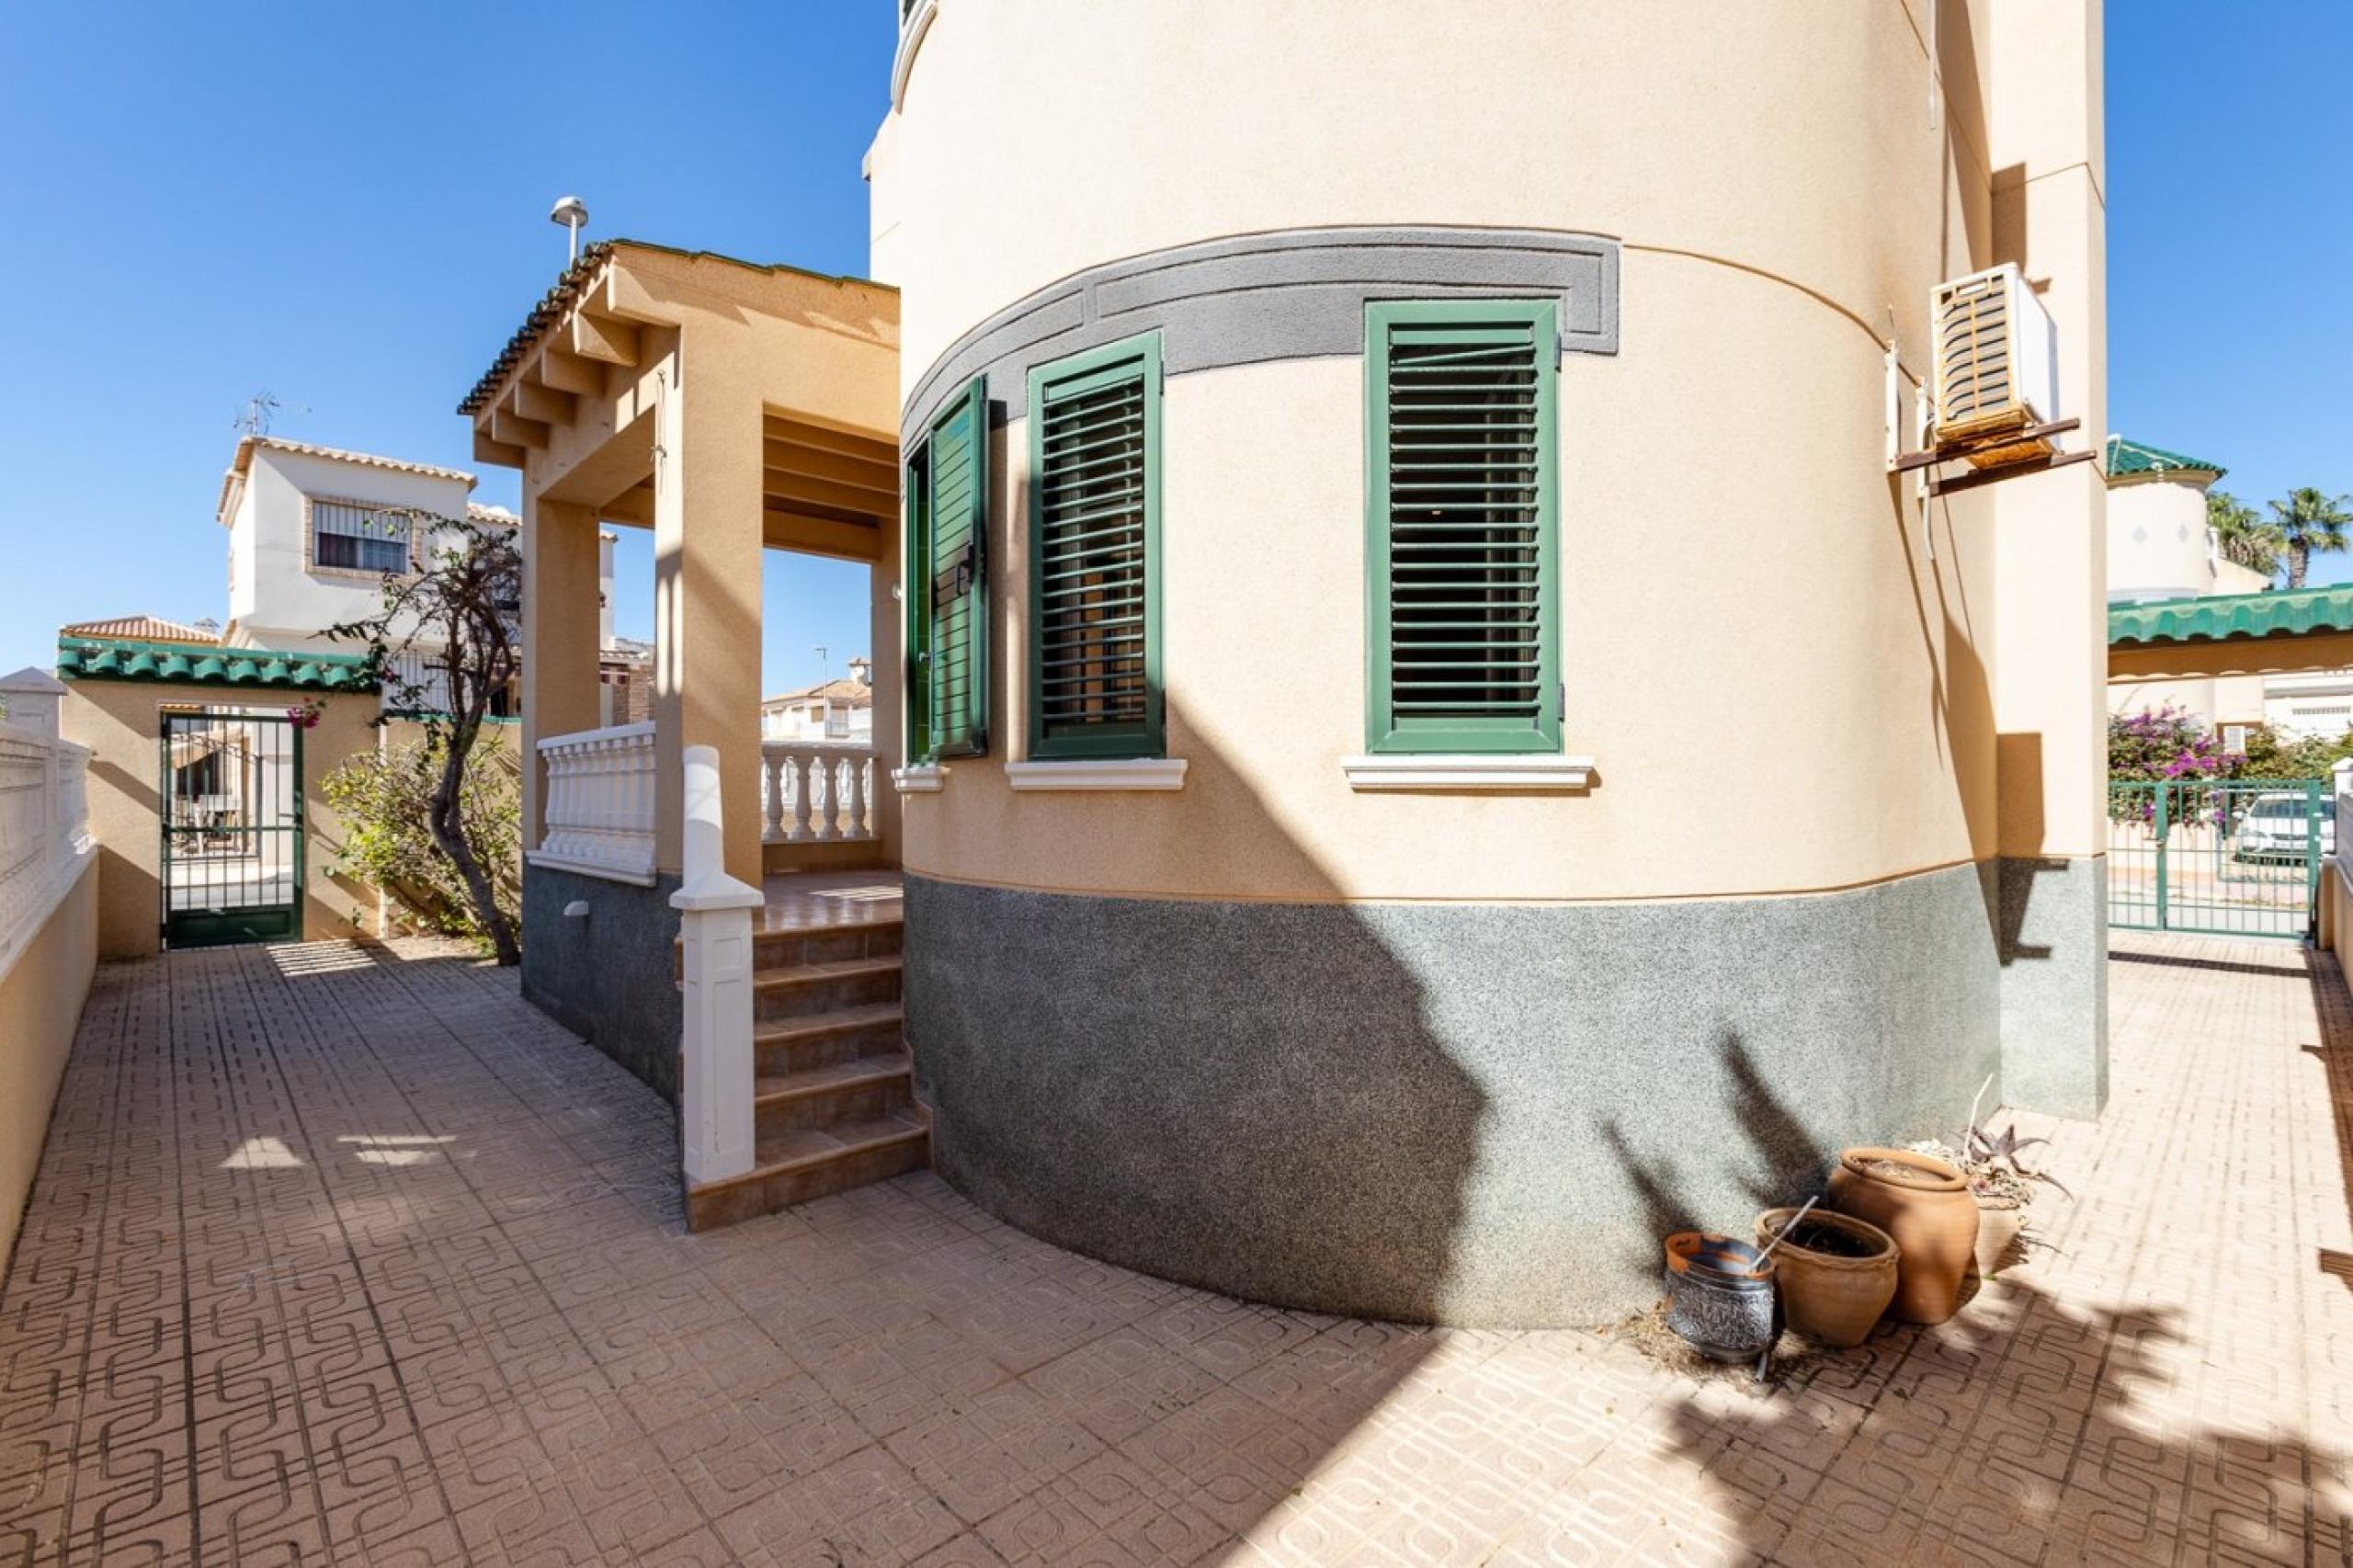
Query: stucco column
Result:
<box><xmin>521</xmin><ymin>494</ymin><xmax>603</xmax><ymax>855</ymax></box>
<box><xmin>653</xmin><ymin>343</ymin><xmax>766</xmax><ymax>883</ymax></box>
<box><xmin>1986</xmin><ymin>0</ymin><xmax>2109</xmax><ymax>1118</ymax></box>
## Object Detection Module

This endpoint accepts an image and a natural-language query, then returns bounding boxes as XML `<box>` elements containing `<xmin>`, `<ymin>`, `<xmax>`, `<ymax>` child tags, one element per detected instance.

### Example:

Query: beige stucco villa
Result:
<box><xmin>488</xmin><ymin>0</ymin><xmax>2115</xmax><ymax>1326</ymax></box>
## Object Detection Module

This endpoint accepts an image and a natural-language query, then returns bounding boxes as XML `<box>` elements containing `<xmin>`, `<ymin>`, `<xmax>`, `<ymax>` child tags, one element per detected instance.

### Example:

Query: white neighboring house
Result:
<box><xmin>213</xmin><ymin>436</ymin><xmax>521</xmax><ymax>714</ymax></box>
<box><xmin>760</xmin><ymin>659</ymin><xmax>874</xmax><ymax>744</ymax></box>
<box><xmin>2103</xmin><ymin>436</ymin><xmax>2270</xmax><ymax>736</ymax></box>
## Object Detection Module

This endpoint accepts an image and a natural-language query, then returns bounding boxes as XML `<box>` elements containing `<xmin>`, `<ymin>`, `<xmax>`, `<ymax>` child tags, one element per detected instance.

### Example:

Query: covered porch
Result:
<box><xmin>464</xmin><ymin>240</ymin><xmax>913</xmax><ymax>1218</ymax></box>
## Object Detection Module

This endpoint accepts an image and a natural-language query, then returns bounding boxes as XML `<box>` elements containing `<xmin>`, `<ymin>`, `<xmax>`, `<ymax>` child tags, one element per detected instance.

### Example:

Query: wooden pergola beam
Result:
<box><xmin>763</xmin><ymin>415</ymin><xmax>896</xmax><ymax>467</ymax></box>
<box><xmin>489</xmin><ymin>407</ymin><xmax>550</xmax><ymax>450</ymax></box>
<box><xmin>763</xmin><ymin>471</ymin><xmax>895</xmax><ymax>520</ymax></box>
<box><xmin>761</xmin><ymin>505</ymin><xmax>885</xmax><ymax>563</ymax></box>
<box><xmin>761</xmin><ymin>438</ymin><xmax>897</xmax><ymax>498</ymax></box>
<box><xmin>570</xmin><ymin>310</ymin><xmax>641</xmax><ymax>368</ymax></box>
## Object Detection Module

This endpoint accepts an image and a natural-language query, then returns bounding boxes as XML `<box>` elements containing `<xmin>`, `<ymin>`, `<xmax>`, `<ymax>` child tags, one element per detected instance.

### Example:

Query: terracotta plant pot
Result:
<box><xmin>1755</xmin><ymin>1207</ymin><xmax>1899</xmax><ymax>1348</ymax></box>
<box><xmin>1826</xmin><ymin>1147</ymin><xmax>1979</xmax><ymax>1324</ymax></box>
<box><xmin>1972</xmin><ymin>1196</ymin><xmax>2028</xmax><ymax>1277</ymax></box>
<box><xmin>1661</xmin><ymin>1232</ymin><xmax>1777</xmax><ymax>1362</ymax></box>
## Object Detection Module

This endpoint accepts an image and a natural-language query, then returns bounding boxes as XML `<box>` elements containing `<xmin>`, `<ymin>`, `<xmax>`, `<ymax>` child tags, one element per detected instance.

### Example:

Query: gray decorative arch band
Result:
<box><xmin>902</xmin><ymin>226</ymin><xmax>1621</xmax><ymax>447</ymax></box>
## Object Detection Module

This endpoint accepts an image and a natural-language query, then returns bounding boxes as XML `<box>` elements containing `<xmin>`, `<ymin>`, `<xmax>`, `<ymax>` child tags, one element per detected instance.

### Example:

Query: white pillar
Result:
<box><xmin>0</xmin><ymin>668</ymin><xmax>65</xmax><ymax>739</ymax></box>
<box><xmin>672</xmin><ymin>744</ymin><xmax>765</xmax><ymax>1187</ymax></box>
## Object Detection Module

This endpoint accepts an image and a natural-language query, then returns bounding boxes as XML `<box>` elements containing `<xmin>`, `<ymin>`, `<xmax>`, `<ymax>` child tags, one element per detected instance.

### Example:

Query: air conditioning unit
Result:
<box><xmin>1931</xmin><ymin>265</ymin><xmax>2059</xmax><ymax>465</ymax></box>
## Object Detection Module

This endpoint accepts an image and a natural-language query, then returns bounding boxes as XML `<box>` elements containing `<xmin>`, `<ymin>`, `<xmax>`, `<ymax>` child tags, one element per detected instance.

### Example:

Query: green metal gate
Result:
<box><xmin>161</xmin><ymin>710</ymin><xmax>302</xmax><ymax>949</ymax></box>
<box><xmin>2107</xmin><ymin>778</ymin><xmax>2325</xmax><ymax>938</ymax></box>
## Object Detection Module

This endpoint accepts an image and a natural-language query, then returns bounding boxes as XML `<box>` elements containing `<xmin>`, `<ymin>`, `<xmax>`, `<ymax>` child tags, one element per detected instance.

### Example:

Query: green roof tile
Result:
<box><xmin>2104</xmin><ymin>435</ymin><xmax>2226</xmax><ymax>482</ymax></box>
<box><xmin>2109</xmin><ymin>584</ymin><xmax>2353</xmax><ymax>648</ymax></box>
<box><xmin>56</xmin><ymin>636</ymin><xmax>378</xmax><ymax>692</ymax></box>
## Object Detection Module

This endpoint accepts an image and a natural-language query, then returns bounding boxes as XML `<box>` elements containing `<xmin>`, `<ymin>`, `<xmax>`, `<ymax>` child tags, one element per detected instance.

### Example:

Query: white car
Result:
<box><xmin>2232</xmin><ymin>792</ymin><xmax>2336</xmax><ymax>860</ymax></box>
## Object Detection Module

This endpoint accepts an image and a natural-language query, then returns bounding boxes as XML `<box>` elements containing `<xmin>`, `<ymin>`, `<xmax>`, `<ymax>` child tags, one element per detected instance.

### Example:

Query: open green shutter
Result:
<box><xmin>902</xmin><ymin>442</ymin><xmax>933</xmax><ymax>763</ymax></box>
<box><xmin>1027</xmin><ymin>333</ymin><xmax>1163</xmax><ymax>760</ymax></box>
<box><xmin>926</xmin><ymin>379</ymin><xmax>989</xmax><ymax>757</ymax></box>
<box><xmin>1365</xmin><ymin>301</ymin><xmax>1560</xmax><ymax>755</ymax></box>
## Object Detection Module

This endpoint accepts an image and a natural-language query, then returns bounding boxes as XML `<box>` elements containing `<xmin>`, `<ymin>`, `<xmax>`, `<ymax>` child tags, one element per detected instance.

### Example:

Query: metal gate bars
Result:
<box><xmin>2107</xmin><ymin>777</ymin><xmax>2324</xmax><ymax>939</ymax></box>
<box><xmin>160</xmin><ymin>710</ymin><xmax>302</xmax><ymax>948</ymax></box>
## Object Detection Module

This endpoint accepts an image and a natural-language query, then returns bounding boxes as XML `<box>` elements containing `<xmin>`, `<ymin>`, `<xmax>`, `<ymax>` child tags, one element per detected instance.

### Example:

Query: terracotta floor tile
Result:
<box><xmin>6</xmin><ymin>932</ymin><xmax>2349</xmax><ymax>1565</ymax></box>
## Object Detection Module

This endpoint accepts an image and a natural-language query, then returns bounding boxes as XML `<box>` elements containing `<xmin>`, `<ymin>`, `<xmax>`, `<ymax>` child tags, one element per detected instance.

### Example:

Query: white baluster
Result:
<box><xmin>789</xmin><ymin>753</ymin><xmax>815</xmax><ymax>842</ymax></box>
<box><xmin>762</xmin><ymin>752</ymin><xmax>786</xmax><ymax>843</ymax></box>
<box><xmin>845</xmin><ymin>756</ymin><xmax>870</xmax><ymax>841</ymax></box>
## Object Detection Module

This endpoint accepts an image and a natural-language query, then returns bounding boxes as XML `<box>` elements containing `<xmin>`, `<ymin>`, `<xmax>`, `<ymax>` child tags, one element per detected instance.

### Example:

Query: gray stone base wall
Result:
<box><xmin>521</xmin><ymin>865</ymin><xmax>684</xmax><ymax>1103</ymax></box>
<box><xmin>904</xmin><ymin>863</ymin><xmax>2041</xmax><ymax>1328</ymax></box>
<box><xmin>1997</xmin><ymin>854</ymin><xmax>2109</xmax><ymax>1119</ymax></box>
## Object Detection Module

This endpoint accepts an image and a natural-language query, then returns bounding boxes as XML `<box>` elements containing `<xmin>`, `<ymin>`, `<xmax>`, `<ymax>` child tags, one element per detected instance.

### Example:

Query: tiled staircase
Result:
<box><xmin>682</xmin><ymin>873</ymin><xmax>928</xmax><ymax>1230</ymax></box>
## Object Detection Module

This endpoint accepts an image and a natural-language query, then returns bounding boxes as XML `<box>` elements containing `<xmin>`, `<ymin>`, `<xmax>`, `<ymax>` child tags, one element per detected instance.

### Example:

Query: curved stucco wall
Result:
<box><xmin>880</xmin><ymin>0</ymin><xmax>1996</xmax><ymax>904</ymax></box>
<box><xmin>2107</xmin><ymin>478</ymin><xmax>2216</xmax><ymax>604</ymax></box>
<box><xmin>871</xmin><ymin>0</ymin><xmax>2051</xmax><ymax>1325</ymax></box>
<box><xmin>884</xmin><ymin>0</ymin><xmax>1976</xmax><ymax>388</ymax></box>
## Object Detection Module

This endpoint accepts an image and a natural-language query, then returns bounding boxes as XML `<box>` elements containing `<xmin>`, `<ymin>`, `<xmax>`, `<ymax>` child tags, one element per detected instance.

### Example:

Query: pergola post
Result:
<box><xmin>520</xmin><ymin>494</ymin><xmax>603</xmax><ymax>853</ymax></box>
<box><xmin>652</xmin><ymin>345</ymin><xmax>767</xmax><ymax>885</ymax></box>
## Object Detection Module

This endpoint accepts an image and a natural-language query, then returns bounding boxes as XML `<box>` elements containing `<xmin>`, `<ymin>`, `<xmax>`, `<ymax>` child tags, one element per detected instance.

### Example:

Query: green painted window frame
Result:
<box><xmin>903</xmin><ymin>377</ymin><xmax>991</xmax><ymax>763</ymax></box>
<box><xmin>1364</xmin><ymin>299</ymin><xmax>1562</xmax><ymax>756</ymax></box>
<box><xmin>1026</xmin><ymin>331</ymin><xmax>1165</xmax><ymax>761</ymax></box>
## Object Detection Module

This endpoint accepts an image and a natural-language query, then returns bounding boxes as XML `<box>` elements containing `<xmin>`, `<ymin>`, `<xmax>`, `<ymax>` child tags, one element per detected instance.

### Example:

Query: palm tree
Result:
<box><xmin>2207</xmin><ymin>490</ymin><xmax>2283</xmax><ymax>580</ymax></box>
<box><xmin>2268</xmin><ymin>487</ymin><xmax>2353</xmax><ymax>590</ymax></box>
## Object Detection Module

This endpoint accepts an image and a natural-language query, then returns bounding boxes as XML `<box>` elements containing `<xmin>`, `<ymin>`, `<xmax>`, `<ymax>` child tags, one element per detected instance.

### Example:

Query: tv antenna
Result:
<box><xmin>233</xmin><ymin>392</ymin><xmax>281</xmax><ymax>436</ymax></box>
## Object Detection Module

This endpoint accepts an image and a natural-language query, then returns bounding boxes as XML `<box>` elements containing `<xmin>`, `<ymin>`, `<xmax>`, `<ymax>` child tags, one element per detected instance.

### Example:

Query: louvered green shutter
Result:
<box><xmin>924</xmin><ymin>380</ymin><xmax>989</xmax><ymax>756</ymax></box>
<box><xmin>1365</xmin><ymin>301</ymin><xmax>1561</xmax><ymax>755</ymax></box>
<box><xmin>1027</xmin><ymin>333</ymin><xmax>1163</xmax><ymax>760</ymax></box>
<box><xmin>902</xmin><ymin>441</ymin><xmax>933</xmax><ymax>763</ymax></box>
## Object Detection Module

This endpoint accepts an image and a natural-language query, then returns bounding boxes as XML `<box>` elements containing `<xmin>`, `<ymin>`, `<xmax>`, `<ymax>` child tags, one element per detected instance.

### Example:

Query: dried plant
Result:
<box><xmin>1911</xmin><ymin>1075</ymin><xmax>2072</xmax><ymax>1204</ymax></box>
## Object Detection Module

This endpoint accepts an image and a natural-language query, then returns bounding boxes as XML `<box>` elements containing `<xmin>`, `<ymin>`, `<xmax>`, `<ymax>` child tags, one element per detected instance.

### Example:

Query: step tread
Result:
<box><xmin>754</xmin><ymin>1003</ymin><xmax>904</xmax><ymax>1046</ymax></box>
<box><xmin>753</xmin><ymin>1051</ymin><xmax>913</xmax><ymax>1107</ymax></box>
<box><xmin>752</xmin><ymin>953</ymin><xmax>904</xmax><ymax>988</ymax></box>
<box><xmin>695</xmin><ymin>1112</ymin><xmax>927</xmax><ymax>1191</ymax></box>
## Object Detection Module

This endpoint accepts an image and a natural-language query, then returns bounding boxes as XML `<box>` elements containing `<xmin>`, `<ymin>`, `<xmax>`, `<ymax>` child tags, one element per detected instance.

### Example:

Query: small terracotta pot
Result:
<box><xmin>1972</xmin><ymin>1197</ymin><xmax>2028</xmax><ymax>1277</ymax></box>
<box><xmin>1755</xmin><ymin>1207</ymin><xmax>1899</xmax><ymax>1348</ymax></box>
<box><xmin>1826</xmin><ymin>1147</ymin><xmax>1979</xmax><ymax>1324</ymax></box>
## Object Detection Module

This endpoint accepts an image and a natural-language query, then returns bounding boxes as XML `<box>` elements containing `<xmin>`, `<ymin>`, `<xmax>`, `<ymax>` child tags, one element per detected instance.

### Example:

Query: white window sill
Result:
<box><xmin>1340</xmin><ymin>754</ymin><xmax>1597</xmax><ymax>791</ymax></box>
<box><xmin>892</xmin><ymin>763</ymin><xmax>949</xmax><ymax>793</ymax></box>
<box><xmin>1006</xmin><ymin>757</ymin><xmax>1188</xmax><ymax>791</ymax></box>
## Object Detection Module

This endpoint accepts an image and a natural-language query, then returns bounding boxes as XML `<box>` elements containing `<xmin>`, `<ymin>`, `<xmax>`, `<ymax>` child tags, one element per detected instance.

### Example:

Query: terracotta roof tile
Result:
<box><xmin>58</xmin><ymin>615</ymin><xmax>218</xmax><ymax>645</ymax></box>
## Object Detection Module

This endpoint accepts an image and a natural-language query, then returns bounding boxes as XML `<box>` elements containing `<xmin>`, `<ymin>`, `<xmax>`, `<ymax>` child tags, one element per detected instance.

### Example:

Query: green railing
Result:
<box><xmin>2107</xmin><ymin>778</ymin><xmax>2325</xmax><ymax>939</ymax></box>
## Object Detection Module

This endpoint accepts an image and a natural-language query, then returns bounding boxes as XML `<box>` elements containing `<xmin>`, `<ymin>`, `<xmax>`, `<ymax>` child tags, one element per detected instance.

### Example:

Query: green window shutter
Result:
<box><xmin>1365</xmin><ymin>300</ymin><xmax>1561</xmax><ymax>755</ymax></box>
<box><xmin>925</xmin><ymin>379</ymin><xmax>989</xmax><ymax>757</ymax></box>
<box><xmin>902</xmin><ymin>442</ymin><xmax>933</xmax><ymax>763</ymax></box>
<box><xmin>1027</xmin><ymin>333</ymin><xmax>1163</xmax><ymax>760</ymax></box>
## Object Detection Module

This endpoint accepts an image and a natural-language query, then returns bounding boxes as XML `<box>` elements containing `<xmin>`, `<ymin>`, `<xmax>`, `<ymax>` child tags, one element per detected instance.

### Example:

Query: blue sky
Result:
<box><xmin>0</xmin><ymin>3</ymin><xmax>2346</xmax><ymax>684</ymax></box>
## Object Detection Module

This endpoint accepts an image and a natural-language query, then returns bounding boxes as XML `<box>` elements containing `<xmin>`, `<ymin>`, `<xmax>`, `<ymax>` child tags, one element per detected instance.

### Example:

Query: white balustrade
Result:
<box><xmin>529</xmin><ymin>722</ymin><xmax>658</xmax><ymax>885</ymax></box>
<box><xmin>758</xmin><ymin>743</ymin><xmax>877</xmax><ymax>844</ymax></box>
<box><xmin>0</xmin><ymin>708</ymin><xmax>95</xmax><ymax>986</ymax></box>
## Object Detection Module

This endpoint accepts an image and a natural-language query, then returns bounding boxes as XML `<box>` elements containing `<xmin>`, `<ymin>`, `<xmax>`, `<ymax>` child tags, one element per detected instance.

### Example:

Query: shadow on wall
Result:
<box><xmin>1597</xmin><ymin>1028</ymin><xmax>1840</xmax><ymax>1281</ymax></box>
<box><xmin>2302</xmin><ymin>948</ymin><xmax>2353</xmax><ymax>1293</ymax></box>
<box><xmin>85</xmin><ymin>753</ymin><xmax>158</xmax><ymax>949</ymax></box>
<box><xmin>912</xmin><ymin>674</ymin><xmax>2005</xmax><ymax>1331</ymax></box>
<box><xmin>911</xmin><ymin>698</ymin><xmax>1487</xmax><ymax>1327</ymax></box>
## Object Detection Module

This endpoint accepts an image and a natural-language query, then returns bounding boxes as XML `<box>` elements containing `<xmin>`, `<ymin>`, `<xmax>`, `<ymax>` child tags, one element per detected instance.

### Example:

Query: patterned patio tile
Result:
<box><xmin>1</xmin><ymin>931</ymin><xmax>2348</xmax><ymax>1563</ymax></box>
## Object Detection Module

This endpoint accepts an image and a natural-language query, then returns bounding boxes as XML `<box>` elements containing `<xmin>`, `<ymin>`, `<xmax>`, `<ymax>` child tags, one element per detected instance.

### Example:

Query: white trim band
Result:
<box><xmin>892</xmin><ymin>763</ymin><xmax>949</xmax><ymax>793</ymax></box>
<box><xmin>1340</xmin><ymin>754</ymin><xmax>1597</xmax><ymax>791</ymax></box>
<box><xmin>1007</xmin><ymin>757</ymin><xmax>1189</xmax><ymax>792</ymax></box>
<box><xmin>524</xmin><ymin>849</ymin><xmax>658</xmax><ymax>887</ymax></box>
